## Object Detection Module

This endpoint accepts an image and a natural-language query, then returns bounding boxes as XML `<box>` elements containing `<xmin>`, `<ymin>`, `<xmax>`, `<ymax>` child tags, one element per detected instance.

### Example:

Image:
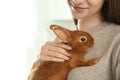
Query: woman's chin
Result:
<box><xmin>72</xmin><ymin>15</ymin><xmax>86</xmax><ymax>19</ymax></box>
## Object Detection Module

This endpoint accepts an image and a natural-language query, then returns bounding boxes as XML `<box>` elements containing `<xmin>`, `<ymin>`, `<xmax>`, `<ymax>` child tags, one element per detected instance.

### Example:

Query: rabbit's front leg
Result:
<box><xmin>78</xmin><ymin>57</ymin><xmax>99</xmax><ymax>66</ymax></box>
<box><xmin>86</xmin><ymin>57</ymin><xmax>99</xmax><ymax>65</ymax></box>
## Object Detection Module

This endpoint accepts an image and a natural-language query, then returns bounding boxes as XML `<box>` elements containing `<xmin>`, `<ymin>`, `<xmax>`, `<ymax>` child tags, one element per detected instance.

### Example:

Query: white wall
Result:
<box><xmin>0</xmin><ymin>0</ymin><xmax>37</xmax><ymax>80</ymax></box>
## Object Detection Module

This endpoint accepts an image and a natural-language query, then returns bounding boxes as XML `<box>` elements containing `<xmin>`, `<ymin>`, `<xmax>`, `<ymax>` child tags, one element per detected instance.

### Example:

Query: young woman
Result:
<box><xmin>31</xmin><ymin>0</ymin><xmax>120</xmax><ymax>80</ymax></box>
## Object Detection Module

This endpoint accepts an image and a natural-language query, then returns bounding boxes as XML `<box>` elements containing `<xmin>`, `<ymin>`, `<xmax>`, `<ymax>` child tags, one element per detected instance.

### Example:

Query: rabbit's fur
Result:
<box><xmin>29</xmin><ymin>25</ymin><xmax>99</xmax><ymax>80</ymax></box>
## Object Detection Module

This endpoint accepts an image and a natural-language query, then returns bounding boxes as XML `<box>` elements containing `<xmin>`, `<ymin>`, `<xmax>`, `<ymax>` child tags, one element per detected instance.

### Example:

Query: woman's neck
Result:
<box><xmin>78</xmin><ymin>14</ymin><xmax>104</xmax><ymax>31</ymax></box>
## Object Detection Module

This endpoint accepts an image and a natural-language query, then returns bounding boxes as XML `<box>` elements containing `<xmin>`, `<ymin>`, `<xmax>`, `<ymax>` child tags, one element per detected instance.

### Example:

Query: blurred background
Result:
<box><xmin>0</xmin><ymin>0</ymin><xmax>75</xmax><ymax>80</ymax></box>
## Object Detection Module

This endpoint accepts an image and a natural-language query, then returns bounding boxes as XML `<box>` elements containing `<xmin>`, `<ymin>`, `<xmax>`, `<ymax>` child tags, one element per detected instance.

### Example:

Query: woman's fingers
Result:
<box><xmin>40</xmin><ymin>55</ymin><xmax>65</xmax><ymax>62</ymax></box>
<box><xmin>45</xmin><ymin>41</ymin><xmax>72</xmax><ymax>50</ymax></box>
<box><xmin>41</xmin><ymin>44</ymin><xmax>71</xmax><ymax>57</ymax></box>
<box><xmin>40</xmin><ymin>41</ymin><xmax>72</xmax><ymax>62</ymax></box>
<box><xmin>41</xmin><ymin>49</ymin><xmax>70</xmax><ymax>60</ymax></box>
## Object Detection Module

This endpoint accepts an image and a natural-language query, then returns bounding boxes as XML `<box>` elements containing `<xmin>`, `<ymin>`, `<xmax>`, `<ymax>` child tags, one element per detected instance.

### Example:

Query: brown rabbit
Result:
<box><xmin>29</xmin><ymin>25</ymin><xmax>99</xmax><ymax>80</ymax></box>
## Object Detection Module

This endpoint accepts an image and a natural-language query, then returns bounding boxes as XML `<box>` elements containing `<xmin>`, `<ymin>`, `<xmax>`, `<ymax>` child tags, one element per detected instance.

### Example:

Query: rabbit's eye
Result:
<box><xmin>79</xmin><ymin>36</ymin><xmax>87</xmax><ymax>43</ymax></box>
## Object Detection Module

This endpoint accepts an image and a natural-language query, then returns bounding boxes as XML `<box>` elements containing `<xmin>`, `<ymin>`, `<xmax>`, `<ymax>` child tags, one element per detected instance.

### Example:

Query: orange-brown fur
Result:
<box><xmin>29</xmin><ymin>25</ymin><xmax>99</xmax><ymax>80</ymax></box>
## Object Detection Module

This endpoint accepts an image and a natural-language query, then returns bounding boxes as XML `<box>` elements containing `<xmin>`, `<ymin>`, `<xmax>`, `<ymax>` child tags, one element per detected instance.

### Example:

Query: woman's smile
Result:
<box><xmin>69</xmin><ymin>0</ymin><xmax>89</xmax><ymax>13</ymax></box>
<box><xmin>71</xmin><ymin>6</ymin><xmax>88</xmax><ymax>13</ymax></box>
<box><xmin>68</xmin><ymin>0</ymin><xmax>104</xmax><ymax>19</ymax></box>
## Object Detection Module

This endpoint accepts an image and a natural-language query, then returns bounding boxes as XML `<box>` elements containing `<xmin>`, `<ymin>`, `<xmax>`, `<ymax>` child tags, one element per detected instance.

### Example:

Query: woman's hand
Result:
<box><xmin>39</xmin><ymin>41</ymin><xmax>72</xmax><ymax>62</ymax></box>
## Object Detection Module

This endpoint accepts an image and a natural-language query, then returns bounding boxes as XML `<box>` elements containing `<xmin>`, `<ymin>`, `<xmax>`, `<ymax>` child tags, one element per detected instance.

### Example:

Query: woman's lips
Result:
<box><xmin>72</xmin><ymin>6</ymin><xmax>88</xmax><ymax>12</ymax></box>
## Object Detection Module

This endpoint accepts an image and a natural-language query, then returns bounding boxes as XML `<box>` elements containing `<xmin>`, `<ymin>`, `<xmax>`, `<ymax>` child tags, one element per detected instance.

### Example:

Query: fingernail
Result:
<box><xmin>68</xmin><ymin>54</ymin><xmax>72</xmax><ymax>57</ymax></box>
<box><xmin>68</xmin><ymin>47</ymin><xmax>72</xmax><ymax>49</ymax></box>
<box><xmin>64</xmin><ymin>56</ymin><xmax>70</xmax><ymax>60</ymax></box>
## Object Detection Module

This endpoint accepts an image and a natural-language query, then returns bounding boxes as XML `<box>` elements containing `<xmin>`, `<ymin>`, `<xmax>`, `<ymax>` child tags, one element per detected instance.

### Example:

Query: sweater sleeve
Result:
<box><xmin>111</xmin><ymin>33</ymin><xmax>120</xmax><ymax>80</ymax></box>
<box><xmin>115</xmin><ymin>47</ymin><xmax>120</xmax><ymax>80</ymax></box>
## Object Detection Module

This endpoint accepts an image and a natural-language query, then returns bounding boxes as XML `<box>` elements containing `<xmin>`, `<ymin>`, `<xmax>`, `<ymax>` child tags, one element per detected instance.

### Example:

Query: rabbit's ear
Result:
<box><xmin>50</xmin><ymin>25</ymin><xmax>72</xmax><ymax>42</ymax></box>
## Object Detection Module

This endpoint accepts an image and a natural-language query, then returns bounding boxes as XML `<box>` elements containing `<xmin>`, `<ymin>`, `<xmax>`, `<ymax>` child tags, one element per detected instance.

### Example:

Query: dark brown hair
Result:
<box><xmin>74</xmin><ymin>0</ymin><xmax>120</xmax><ymax>25</ymax></box>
